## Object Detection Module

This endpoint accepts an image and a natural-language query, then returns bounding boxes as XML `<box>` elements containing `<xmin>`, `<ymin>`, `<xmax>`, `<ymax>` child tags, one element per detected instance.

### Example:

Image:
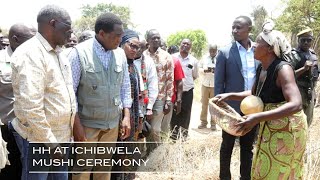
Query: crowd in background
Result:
<box><xmin>0</xmin><ymin>3</ymin><xmax>318</xmax><ymax>180</ymax></box>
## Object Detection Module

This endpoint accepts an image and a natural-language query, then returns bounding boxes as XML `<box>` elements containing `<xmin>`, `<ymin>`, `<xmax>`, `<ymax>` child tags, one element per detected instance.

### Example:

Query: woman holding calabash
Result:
<box><xmin>214</xmin><ymin>20</ymin><xmax>307</xmax><ymax>179</ymax></box>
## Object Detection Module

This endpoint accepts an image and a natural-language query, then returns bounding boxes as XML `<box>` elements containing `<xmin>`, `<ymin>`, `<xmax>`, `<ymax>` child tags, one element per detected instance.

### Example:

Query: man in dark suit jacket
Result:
<box><xmin>214</xmin><ymin>16</ymin><xmax>259</xmax><ymax>180</ymax></box>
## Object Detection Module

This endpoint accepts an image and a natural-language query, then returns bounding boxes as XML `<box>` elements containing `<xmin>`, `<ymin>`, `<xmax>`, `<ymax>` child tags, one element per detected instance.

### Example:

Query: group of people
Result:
<box><xmin>0</xmin><ymin>4</ymin><xmax>199</xmax><ymax>180</ymax></box>
<box><xmin>0</xmin><ymin>3</ymin><xmax>318</xmax><ymax>180</ymax></box>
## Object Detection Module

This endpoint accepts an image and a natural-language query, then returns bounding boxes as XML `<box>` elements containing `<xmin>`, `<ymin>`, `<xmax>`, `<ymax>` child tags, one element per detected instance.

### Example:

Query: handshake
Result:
<box><xmin>204</xmin><ymin>67</ymin><xmax>215</xmax><ymax>73</ymax></box>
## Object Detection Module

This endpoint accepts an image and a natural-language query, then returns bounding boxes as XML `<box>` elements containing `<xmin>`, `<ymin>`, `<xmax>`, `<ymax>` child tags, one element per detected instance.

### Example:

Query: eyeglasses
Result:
<box><xmin>54</xmin><ymin>19</ymin><xmax>73</xmax><ymax>34</ymax></box>
<box><xmin>300</xmin><ymin>38</ymin><xmax>313</xmax><ymax>43</ymax></box>
<box><xmin>55</xmin><ymin>19</ymin><xmax>71</xmax><ymax>28</ymax></box>
<box><xmin>126</xmin><ymin>41</ymin><xmax>140</xmax><ymax>51</ymax></box>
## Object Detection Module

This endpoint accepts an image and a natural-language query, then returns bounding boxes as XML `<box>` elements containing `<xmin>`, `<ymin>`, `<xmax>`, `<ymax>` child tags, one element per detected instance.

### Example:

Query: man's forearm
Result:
<box><xmin>166</xmin><ymin>77</ymin><xmax>174</xmax><ymax>101</ymax></box>
<box><xmin>295</xmin><ymin>67</ymin><xmax>308</xmax><ymax>77</ymax></box>
<box><xmin>166</xmin><ymin>57</ymin><xmax>174</xmax><ymax>101</ymax></box>
<box><xmin>176</xmin><ymin>80</ymin><xmax>183</xmax><ymax>101</ymax></box>
<box><xmin>74</xmin><ymin>113</ymin><xmax>81</xmax><ymax>127</ymax></box>
<box><xmin>123</xmin><ymin>108</ymin><xmax>130</xmax><ymax>118</ymax></box>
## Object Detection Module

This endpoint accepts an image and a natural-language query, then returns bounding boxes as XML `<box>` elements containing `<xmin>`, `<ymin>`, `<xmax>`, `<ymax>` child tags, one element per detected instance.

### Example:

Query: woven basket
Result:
<box><xmin>209</xmin><ymin>98</ymin><xmax>246</xmax><ymax>136</ymax></box>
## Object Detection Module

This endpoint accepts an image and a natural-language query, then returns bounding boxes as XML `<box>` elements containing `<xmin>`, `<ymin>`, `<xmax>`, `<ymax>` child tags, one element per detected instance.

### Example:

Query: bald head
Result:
<box><xmin>9</xmin><ymin>23</ymin><xmax>36</xmax><ymax>51</ymax></box>
<box><xmin>209</xmin><ymin>44</ymin><xmax>217</xmax><ymax>50</ymax></box>
<box><xmin>79</xmin><ymin>30</ymin><xmax>95</xmax><ymax>43</ymax></box>
<box><xmin>208</xmin><ymin>44</ymin><xmax>218</xmax><ymax>58</ymax></box>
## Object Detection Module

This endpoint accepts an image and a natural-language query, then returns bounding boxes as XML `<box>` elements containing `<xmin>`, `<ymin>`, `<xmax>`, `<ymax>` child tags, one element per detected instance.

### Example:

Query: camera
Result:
<box><xmin>187</xmin><ymin>64</ymin><xmax>193</xmax><ymax>69</ymax></box>
<box><xmin>207</xmin><ymin>67</ymin><xmax>215</xmax><ymax>73</ymax></box>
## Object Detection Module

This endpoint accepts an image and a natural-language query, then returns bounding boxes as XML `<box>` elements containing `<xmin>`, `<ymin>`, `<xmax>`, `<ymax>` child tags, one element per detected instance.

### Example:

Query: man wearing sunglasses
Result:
<box><xmin>291</xmin><ymin>27</ymin><xmax>319</xmax><ymax>126</ymax></box>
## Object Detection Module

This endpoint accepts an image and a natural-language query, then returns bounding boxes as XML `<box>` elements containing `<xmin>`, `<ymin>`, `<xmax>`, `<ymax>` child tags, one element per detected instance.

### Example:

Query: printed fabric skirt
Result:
<box><xmin>251</xmin><ymin>102</ymin><xmax>308</xmax><ymax>180</ymax></box>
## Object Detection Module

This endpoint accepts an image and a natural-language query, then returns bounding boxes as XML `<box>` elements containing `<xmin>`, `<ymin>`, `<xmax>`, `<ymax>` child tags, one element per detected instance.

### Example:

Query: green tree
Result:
<box><xmin>73</xmin><ymin>3</ymin><xmax>133</xmax><ymax>34</ymax></box>
<box><xmin>251</xmin><ymin>6</ymin><xmax>268</xmax><ymax>40</ymax></box>
<box><xmin>275</xmin><ymin>0</ymin><xmax>320</xmax><ymax>53</ymax></box>
<box><xmin>166</xmin><ymin>30</ymin><xmax>207</xmax><ymax>59</ymax></box>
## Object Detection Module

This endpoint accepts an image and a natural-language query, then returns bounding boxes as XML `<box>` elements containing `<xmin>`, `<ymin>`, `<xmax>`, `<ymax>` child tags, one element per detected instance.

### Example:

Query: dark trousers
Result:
<box><xmin>170</xmin><ymin>88</ymin><xmax>193</xmax><ymax>140</ymax></box>
<box><xmin>219</xmin><ymin>126</ymin><xmax>257</xmax><ymax>180</ymax></box>
<box><xmin>0</xmin><ymin>124</ymin><xmax>22</xmax><ymax>180</ymax></box>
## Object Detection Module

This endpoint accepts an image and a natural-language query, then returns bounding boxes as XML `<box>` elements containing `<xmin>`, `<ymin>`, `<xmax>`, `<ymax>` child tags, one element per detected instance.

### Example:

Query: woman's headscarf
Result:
<box><xmin>259</xmin><ymin>20</ymin><xmax>291</xmax><ymax>58</ymax></box>
<box><xmin>120</xmin><ymin>29</ymin><xmax>139</xmax><ymax>46</ymax></box>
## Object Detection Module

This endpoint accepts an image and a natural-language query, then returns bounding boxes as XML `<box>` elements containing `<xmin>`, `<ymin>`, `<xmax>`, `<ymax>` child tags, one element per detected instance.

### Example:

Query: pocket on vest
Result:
<box><xmin>113</xmin><ymin>65</ymin><xmax>123</xmax><ymax>83</ymax></box>
<box><xmin>108</xmin><ymin>97</ymin><xmax>122</xmax><ymax>120</ymax></box>
<box><xmin>84</xmin><ymin>67</ymin><xmax>103</xmax><ymax>85</ymax></box>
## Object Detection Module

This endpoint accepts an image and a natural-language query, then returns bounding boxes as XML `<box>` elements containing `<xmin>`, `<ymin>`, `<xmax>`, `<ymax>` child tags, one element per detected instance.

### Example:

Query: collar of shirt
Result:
<box><xmin>93</xmin><ymin>37</ymin><xmax>107</xmax><ymax>51</ymax></box>
<box><xmin>236</xmin><ymin>41</ymin><xmax>254</xmax><ymax>53</ymax></box>
<box><xmin>178</xmin><ymin>53</ymin><xmax>190</xmax><ymax>61</ymax></box>
<box><xmin>145</xmin><ymin>48</ymin><xmax>161</xmax><ymax>56</ymax></box>
<box><xmin>93</xmin><ymin>37</ymin><xmax>111</xmax><ymax>55</ymax></box>
<box><xmin>207</xmin><ymin>55</ymin><xmax>216</xmax><ymax>62</ymax></box>
<box><xmin>5</xmin><ymin>46</ymin><xmax>13</xmax><ymax>62</ymax></box>
<box><xmin>36</xmin><ymin>32</ymin><xmax>63</xmax><ymax>54</ymax></box>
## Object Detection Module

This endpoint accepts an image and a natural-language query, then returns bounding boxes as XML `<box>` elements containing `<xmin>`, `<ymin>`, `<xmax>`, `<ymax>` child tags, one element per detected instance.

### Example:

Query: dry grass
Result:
<box><xmin>136</xmin><ymin>117</ymin><xmax>320</xmax><ymax>180</ymax></box>
<box><xmin>304</xmin><ymin>108</ymin><xmax>320</xmax><ymax>179</ymax></box>
<box><xmin>135</xmin><ymin>88</ymin><xmax>320</xmax><ymax>180</ymax></box>
<box><xmin>136</xmin><ymin>130</ymin><xmax>240</xmax><ymax>180</ymax></box>
<box><xmin>136</xmin><ymin>135</ymin><xmax>222</xmax><ymax>180</ymax></box>
<box><xmin>304</xmin><ymin>83</ymin><xmax>320</xmax><ymax>179</ymax></box>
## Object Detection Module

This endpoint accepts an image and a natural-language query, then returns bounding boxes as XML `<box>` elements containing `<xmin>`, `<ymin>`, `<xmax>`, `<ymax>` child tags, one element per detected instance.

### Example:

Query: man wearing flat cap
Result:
<box><xmin>291</xmin><ymin>27</ymin><xmax>319</xmax><ymax>126</ymax></box>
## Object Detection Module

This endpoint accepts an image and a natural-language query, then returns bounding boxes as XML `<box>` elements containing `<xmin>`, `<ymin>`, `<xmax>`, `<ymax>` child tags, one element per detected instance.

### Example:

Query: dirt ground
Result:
<box><xmin>135</xmin><ymin>97</ymin><xmax>320</xmax><ymax>180</ymax></box>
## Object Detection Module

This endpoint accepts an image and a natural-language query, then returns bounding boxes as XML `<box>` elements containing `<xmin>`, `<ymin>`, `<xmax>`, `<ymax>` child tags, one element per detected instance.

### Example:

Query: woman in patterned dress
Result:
<box><xmin>214</xmin><ymin>21</ymin><xmax>307</xmax><ymax>179</ymax></box>
<box><xmin>112</xmin><ymin>29</ymin><xmax>143</xmax><ymax>180</ymax></box>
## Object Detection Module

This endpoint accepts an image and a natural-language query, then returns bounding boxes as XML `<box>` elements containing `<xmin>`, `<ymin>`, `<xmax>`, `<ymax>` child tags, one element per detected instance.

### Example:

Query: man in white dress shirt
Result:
<box><xmin>171</xmin><ymin>38</ymin><xmax>198</xmax><ymax>140</ymax></box>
